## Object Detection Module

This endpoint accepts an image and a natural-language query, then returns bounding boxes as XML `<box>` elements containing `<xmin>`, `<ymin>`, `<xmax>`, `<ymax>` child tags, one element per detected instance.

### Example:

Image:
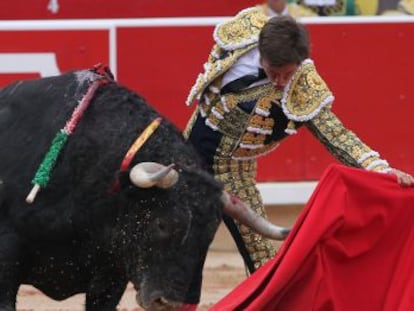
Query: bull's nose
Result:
<box><xmin>151</xmin><ymin>296</ymin><xmax>172</xmax><ymax>310</ymax></box>
<box><xmin>138</xmin><ymin>290</ymin><xmax>181</xmax><ymax>311</ymax></box>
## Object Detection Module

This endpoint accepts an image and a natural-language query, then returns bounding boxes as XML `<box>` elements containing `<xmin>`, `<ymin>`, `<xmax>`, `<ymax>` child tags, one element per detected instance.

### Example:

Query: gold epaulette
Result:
<box><xmin>281</xmin><ymin>59</ymin><xmax>334</xmax><ymax>133</ymax></box>
<box><xmin>186</xmin><ymin>6</ymin><xmax>268</xmax><ymax>106</ymax></box>
<box><xmin>213</xmin><ymin>6</ymin><xmax>269</xmax><ymax>51</ymax></box>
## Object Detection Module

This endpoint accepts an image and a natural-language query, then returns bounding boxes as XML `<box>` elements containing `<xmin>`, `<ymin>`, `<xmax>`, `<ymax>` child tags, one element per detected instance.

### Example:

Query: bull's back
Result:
<box><xmin>0</xmin><ymin>73</ymin><xmax>88</xmax><ymax>183</ymax></box>
<box><xmin>0</xmin><ymin>71</ymin><xmax>198</xmax><ymax>234</ymax></box>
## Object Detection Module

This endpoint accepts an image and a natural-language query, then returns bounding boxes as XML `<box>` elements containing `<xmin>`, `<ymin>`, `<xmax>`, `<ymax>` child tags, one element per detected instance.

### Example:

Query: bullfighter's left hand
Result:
<box><xmin>389</xmin><ymin>168</ymin><xmax>414</xmax><ymax>187</ymax></box>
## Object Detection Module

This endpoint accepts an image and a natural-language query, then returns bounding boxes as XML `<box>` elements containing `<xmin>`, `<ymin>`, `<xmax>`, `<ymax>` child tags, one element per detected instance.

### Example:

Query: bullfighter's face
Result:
<box><xmin>260</xmin><ymin>57</ymin><xmax>299</xmax><ymax>90</ymax></box>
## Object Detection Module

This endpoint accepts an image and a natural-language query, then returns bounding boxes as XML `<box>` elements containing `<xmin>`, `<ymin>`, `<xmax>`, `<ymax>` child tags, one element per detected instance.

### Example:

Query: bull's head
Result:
<box><xmin>129</xmin><ymin>162</ymin><xmax>289</xmax><ymax>241</ymax></box>
<box><xmin>119</xmin><ymin>162</ymin><xmax>290</xmax><ymax>311</ymax></box>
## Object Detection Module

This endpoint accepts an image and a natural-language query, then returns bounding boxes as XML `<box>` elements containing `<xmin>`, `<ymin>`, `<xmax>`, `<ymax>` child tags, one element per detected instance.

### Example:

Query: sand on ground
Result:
<box><xmin>16</xmin><ymin>250</ymin><xmax>246</xmax><ymax>311</ymax></box>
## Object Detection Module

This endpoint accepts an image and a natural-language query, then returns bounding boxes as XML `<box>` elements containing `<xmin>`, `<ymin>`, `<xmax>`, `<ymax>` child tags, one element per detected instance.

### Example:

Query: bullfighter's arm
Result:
<box><xmin>284</xmin><ymin>60</ymin><xmax>413</xmax><ymax>184</ymax></box>
<box><xmin>304</xmin><ymin>105</ymin><xmax>391</xmax><ymax>172</ymax></box>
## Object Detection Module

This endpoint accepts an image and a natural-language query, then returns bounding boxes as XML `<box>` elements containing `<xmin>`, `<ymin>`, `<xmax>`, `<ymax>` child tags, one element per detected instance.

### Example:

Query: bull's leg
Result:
<box><xmin>85</xmin><ymin>273</ymin><xmax>128</xmax><ymax>311</ymax></box>
<box><xmin>0</xmin><ymin>224</ymin><xmax>23</xmax><ymax>311</ymax></box>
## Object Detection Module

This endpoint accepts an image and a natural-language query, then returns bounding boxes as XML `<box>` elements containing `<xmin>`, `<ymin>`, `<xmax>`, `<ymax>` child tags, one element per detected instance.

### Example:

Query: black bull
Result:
<box><xmin>0</xmin><ymin>69</ymin><xmax>287</xmax><ymax>310</ymax></box>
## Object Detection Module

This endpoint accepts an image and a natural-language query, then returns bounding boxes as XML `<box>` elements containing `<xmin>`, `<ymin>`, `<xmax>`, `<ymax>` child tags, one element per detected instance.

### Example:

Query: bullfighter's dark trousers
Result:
<box><xmin>184</xmin><ymin>112</ymin><xmax>275</xmax><ymax>270</ymax></box>
<box><xmin>184</xmin><ymin>113</ymin><xmax>276</xmax><ymax>303</ymax></box>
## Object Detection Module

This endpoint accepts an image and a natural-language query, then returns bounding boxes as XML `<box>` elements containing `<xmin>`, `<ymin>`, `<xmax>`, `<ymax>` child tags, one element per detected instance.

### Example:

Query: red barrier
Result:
<box><xmin>1</xmin><ymin>17</ymin><xmax>413</xmax><ymax>182</ymax></box>
<box><xmin>0</xmin><ymin>0</ymin><xmax>257</xmax><ymax>19</ymax></box>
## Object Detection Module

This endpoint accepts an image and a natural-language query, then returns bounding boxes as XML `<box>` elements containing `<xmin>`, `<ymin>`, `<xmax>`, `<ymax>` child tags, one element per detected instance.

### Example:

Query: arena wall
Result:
<box><xmin>1</xmin><ymin>4</ymin><xmax>413</xmax><ymax>203</ymax></box>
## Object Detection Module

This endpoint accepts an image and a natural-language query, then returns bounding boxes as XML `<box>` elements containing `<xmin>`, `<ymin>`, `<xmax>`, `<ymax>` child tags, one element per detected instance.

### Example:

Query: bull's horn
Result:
<box><xmin>129</xmin><ymin>162</ymin><xmax>179</xmax><ymax>189</ymax></box>
<box><xmin>221</xmin><ymin>192</ymin><xmax>290</xmax><ymax>241</ymax></box>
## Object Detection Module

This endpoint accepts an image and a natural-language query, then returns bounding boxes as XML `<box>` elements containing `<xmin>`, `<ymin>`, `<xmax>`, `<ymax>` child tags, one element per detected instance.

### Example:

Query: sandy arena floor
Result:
<box><xmin>16</xmin><ymin>250</ymin><xmax>246</xmax><ymax>311</ymax></box>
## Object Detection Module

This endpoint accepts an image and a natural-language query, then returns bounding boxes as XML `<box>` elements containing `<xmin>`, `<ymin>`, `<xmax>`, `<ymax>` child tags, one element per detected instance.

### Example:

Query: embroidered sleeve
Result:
<box><xmin>305</xmin><ymin>106</ymin><xmax>391</xmax><ymax>173</ymax></box>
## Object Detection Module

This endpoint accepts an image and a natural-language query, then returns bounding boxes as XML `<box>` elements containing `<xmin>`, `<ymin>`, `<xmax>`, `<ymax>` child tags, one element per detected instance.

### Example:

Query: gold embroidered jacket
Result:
<box><xmin>186</xmin><ymin>4</ymin><xmax>316</xmax><ymax>106</ymax></box>
<box><xmin>185</xmin><ymin>7</ymin><xmax>391</xmax><ymax>173</ymax></box>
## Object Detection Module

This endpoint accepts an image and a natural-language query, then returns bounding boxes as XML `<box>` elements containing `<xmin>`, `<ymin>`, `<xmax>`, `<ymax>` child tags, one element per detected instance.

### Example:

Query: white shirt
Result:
<box><xmin>221</xmin><ymin>48</ymin><xmax>267</xmax><ymax>89</ymax></box>
<box><xmin>221</xmin><ymin>5</ymin><xmax>289</xmax><ymax>90</ymax></box>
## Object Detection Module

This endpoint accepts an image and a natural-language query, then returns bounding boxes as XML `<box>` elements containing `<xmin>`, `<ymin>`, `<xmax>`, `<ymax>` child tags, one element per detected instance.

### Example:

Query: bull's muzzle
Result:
<box><xmin>129</xmin><ymin>162</ymin><xmax>179</xmax><ymax>189</ymax></box>
<box><xmin>221</xmin><ymin>192</ymin><xmax>291</xmax><ymax>240</ymax></box>
<box><xmin>136</xmin><ymin>291</ymin><xmax>183</xmax><ymax>311</ymax></box>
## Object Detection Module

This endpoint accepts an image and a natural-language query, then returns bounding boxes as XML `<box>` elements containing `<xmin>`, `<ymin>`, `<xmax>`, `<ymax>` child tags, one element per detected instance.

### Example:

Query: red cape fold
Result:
<box><xmin>211</xmin><ymin>164</ymin><xmax>414</xmax><ymax>311</ymax></box>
